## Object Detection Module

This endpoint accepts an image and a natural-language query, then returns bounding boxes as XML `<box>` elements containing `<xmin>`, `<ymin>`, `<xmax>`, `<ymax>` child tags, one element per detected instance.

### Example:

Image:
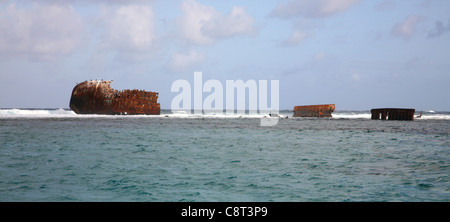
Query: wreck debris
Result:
<box><xmin>370</xmin><ymin>108</ymin><xmax>415</xmax><ymax>121</ymax></box>
<box><xmin>293</xmin><ymin>104</ymin><xmax>335</xmax><ymax>117</ymax></box>
<box><xmin>69</xmin><ymin>80</ymin><xmax>160</xmax><ymax>115</ymax></box>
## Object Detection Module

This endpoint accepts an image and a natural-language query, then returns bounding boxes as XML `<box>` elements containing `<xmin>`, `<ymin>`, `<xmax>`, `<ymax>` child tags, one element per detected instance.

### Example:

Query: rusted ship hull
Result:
<box><xmin>371</xmin><ymin>108</ymin><xmax>415</xmax><ymax>121</ymax></box>
<box><xmin>293</xmin><ymin>104</ymin><xmax>335</xmax><ymax>117</ymax></box>
<box><xmin>69</xmin><ymin>80</ymin><xmax>160</xmax><ymax>115</ymax></box>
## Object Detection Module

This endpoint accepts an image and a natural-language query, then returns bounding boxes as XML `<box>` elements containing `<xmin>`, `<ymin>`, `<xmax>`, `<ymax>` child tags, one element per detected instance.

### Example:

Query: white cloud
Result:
<box><xmin>271</xmin><ymin>0</ymin><xmax>361</xmax><ymax>19</ymax></box>
<box><xmin>168</xmin><ymin>50</ymin><xmax>205</xmax><ymax>71</ymax></box>
<box><xmin>178</xmin><ymin>0</ymin><xmax>257</xmax><ymax>45</ymax></box>
<box><xmin>16</xmin><ymin>0</ymin><xmax>151</xmax><ymax>4</ymax></box>
<box><xmin>0</xmin><ymin>4</ymin><xmax>83</xmax><ymax>59</ymax></box>
<box><xmin>272</xmin><ymin>0</ymin><xmax>359</xmax><ymax>47</ymax></box>
<box><xmin>177</xmin><ymin>0</ymin><xmax>217</xmax><ymax>45</ymax></box>
<box><xmin>202</xmin><ymin>6</ymin><xmax>257</xmax><ymax>38</ymax></box>
<box><xmin>280</xmin><ymin>30</ymin><xmax>308</xmax><ymax>46</ymax></box>
<box><xmin>391</xmin><ymin>15</ymin><xmax>423</xmax><ymax>40</ymax></box>
<box><xmin>99</xmin><ymin>5</ymin><xmax>155</xmax><ymax>52</ymax></box>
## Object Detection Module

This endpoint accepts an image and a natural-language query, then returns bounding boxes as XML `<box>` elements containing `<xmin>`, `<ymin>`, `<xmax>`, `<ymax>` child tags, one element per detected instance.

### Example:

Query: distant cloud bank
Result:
<box><xmin>0</xmin><ymin>4</ymin><xmax>83</xmax><ymax>59</ymax></box>
<box><xmin>177</xmin><ymin>0</ymin><xmax>257</xmax><ymax>45</ymax></box>
<box><xmin>270</xmin><ymin>0</ymin><xmax>361</xmax><ymax>19</ymax></box>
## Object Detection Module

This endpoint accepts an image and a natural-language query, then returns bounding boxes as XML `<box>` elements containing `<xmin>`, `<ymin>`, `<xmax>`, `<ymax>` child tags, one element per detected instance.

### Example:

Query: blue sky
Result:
<box><xmin>1</xmin><ymin>0</ymin><xmax>449</xmax><ymax>111</ymax></box>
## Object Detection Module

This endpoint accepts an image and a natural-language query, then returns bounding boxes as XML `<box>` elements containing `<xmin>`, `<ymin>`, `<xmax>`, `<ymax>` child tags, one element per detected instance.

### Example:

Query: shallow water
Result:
<box><xmin>0</xmin><ymin>110</ymin><xmax>448</xmax><ymax>201</ymax></box>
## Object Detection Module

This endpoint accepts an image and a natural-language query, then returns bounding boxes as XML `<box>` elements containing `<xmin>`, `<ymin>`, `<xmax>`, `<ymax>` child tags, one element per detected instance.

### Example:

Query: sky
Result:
<box><xmin>0</xmin><ymin>0</ymin><xmax>449</xmax><ymax>111</ymax></box>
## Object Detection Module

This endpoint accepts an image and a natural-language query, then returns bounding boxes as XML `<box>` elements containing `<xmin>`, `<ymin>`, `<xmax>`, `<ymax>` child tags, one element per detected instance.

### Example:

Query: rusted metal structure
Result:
<box><xmin>293</xmin><ymin>104</ymin><xmax>335</xmax><ymax>117</ymax></box>
<box><xmin>370</xmin><ymin>108</ymin><xmax>415</xmax><ymax>121</ymax></box>
<box><xmin>69</xmin><ymin>80</ymin><xmax>160</xmax><ymax>115</ymax></box>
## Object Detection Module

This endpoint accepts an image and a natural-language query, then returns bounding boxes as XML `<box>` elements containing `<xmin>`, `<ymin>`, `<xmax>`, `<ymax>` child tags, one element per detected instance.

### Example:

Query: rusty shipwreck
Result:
<box><xmin>370</xmin><ymin>108</ymin><xmax>415</xmax><ymax>121</ymax></box>
<box><xmin>69</xmin><ymin>80</ymin><xmax>160</xmax><ymax>115</ymax></box>
<box><xmin>293</xmin><ymin>104</ymin><xmax>335</xmax><ymax>117</ymax></box>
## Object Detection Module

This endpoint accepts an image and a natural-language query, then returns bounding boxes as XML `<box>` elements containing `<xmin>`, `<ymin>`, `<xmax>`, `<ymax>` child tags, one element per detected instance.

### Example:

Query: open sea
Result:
<box><xmin>0</xmin><ymin>109</ymin><xmax>448</xmax><ymax>202</ymax></box>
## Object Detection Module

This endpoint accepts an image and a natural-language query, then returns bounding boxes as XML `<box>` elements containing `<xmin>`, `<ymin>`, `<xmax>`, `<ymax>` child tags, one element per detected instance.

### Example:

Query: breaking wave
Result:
<box><xmin>0</xmin><ymin>108</ymin><xmax>77</xmax><ymax>118</ymax></box>
<box><xmin>0</xmin><ymin>108</ymin><xmax>449</xmax><ymax>120</ymax></box>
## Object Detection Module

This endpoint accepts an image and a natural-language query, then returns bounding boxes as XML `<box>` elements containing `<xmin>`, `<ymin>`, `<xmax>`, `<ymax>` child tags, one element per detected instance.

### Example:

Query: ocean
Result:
<box><xmin>0</xmin><ymin>109</ymin><xmax>448</xmax><ymax>202</ymax></box>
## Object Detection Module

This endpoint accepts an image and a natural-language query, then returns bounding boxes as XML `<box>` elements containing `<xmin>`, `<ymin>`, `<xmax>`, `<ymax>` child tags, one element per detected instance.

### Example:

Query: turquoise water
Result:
<box><xmin>0</xmin><ymin>110</ymin><xmax>449</xmax><ymax>201</ymax></box>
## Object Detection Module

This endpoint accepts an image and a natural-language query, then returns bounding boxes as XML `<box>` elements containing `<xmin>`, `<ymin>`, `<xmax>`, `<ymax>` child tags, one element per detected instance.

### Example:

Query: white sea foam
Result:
<box><xmin>0</xmin><ymin>108</ymin><xmax>77</xmax><ymax>118</ymax></box>
<box><xmin>163</xmin><ymin>112</ymin><xmax>285</xmax><ymax>119</ymax></box>
<box><xmin>332</xmin><ymin>113</ymin><xmax>372</xmax><ymax>119</ymax></box>
<box><xmin>0</xmin><ymin>109</ymin><xmax>449</xmax><ymax>120</ymax></box>
<box><xmin>417</xmin><ymin>114</ymin><xmax>450</xmax><ymax>120</ymax></box>
<box><xmin>0</xmin><ymin>108</ymin><xmax>276</xmax><ymax>119</ymax></box>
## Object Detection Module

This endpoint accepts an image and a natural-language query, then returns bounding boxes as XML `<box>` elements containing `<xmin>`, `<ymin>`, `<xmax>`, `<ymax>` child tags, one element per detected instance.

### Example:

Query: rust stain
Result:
<box><xmin>69</xmin><ymin>80</ymin><xmax>160</xmax><ymax>115</ymax></box>
<box><xmin>293</xmin><ymin>104</ymin><xmax>335</xmax><ymax>117</ymax></box>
